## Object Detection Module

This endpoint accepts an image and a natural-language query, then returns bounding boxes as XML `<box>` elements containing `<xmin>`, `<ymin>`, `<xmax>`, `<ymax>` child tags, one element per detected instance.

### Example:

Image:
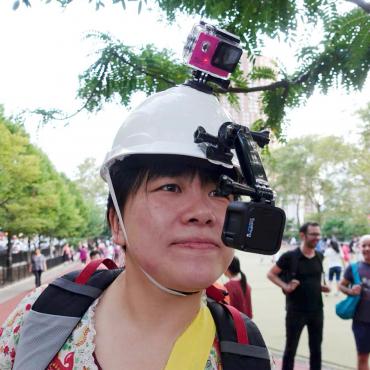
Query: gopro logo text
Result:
<box><xmin>246</xmin><ymin>218</ymin><xmax>255</xmax><ymax>238</ymax></box>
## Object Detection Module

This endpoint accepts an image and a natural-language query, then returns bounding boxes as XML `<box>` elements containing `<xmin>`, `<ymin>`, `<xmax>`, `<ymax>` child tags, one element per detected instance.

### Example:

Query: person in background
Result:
<box><xmin>98</xmin><ymin>240</ymin><xmax>107</xmax><ymax>257</ymax></box>
<box><xmin>315</xmin><ymin>237</ymin><xmax>327</xmax><ymax>254</ymax></box>
<box><xmin>267</xmin><ymin>222</ymin><xmax>331</xmax><ymax>370</ymax></box>
<box><xmin>289</xmin><ymin>236</ymin><xmax>297</xmax><ymax>248</ymax></box>
<box><xmin>349</xmin><ymin>236</ymin><xmax>359</xmax><ymax>254</ymax></box>
<box><xmin>324</xmin><ymin>240</ymin><xmax>344</xmax><ymax>295</ymax></box>
<box><xmin>342</xmin><ymin>242</ymin><xmax>352</xmax><ymax>267</ymax></box>
<box><xmin>354</xmin><ymin>242</ymin><xmax>364</xmax><ymax>263</ymax></box>
<box><xmin>339</xmin><ymin>234</ymin><xmax>370</xmax><ymax>370</ymax></box>
<box><xmin>89</xmin><ymin>249</ymin><xmax>102</xmax><ymax>261</ymax></box>
<box><xmin>224</xmin><ymin>256</ymin><xmax>253</xmax><ymax>318</ymax></box>
<box><xmin>29</xmin><ymin>248</ymin><xmax>47</xmax><ymax>288</ymax></box>
<box><xmin>113</xmin><ymin>243</ymin><xmax>123</xmax><ymax>266</ymax></box>
<box><xmin>62</xmin><ymin>243</ymin><xmax>72</xmax><ymax>263</ymax></box>
<box><xmin>79</xmin><ymin>244</ymin><xmax>88</xmax><ymax>265</ymax></box>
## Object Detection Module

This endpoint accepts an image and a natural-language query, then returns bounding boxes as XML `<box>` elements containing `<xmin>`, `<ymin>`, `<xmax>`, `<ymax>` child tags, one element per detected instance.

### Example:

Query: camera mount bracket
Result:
<box><xmin>185</xmin><ymin>71</ymin><xmax>231</xmax><ymax>92</ymax></box>
<box><xmin>194</xmin><ymin>122</ymin><xmax>274</xmax><ymax>203</ymax></box>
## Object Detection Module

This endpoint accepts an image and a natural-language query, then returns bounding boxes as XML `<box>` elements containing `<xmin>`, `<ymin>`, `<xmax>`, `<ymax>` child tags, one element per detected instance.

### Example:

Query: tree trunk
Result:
<box><xmin>27</xmin><ymin>237</ymin><xmax>32</xmax><ymax>264</ymax></box>
<box><xmin>6</xmin><ymin>232</ymin><xmax>13</xmax><ymax>282</ymax></box>
<box><xmin>316</xmin><ymin>202</ymin><xmax>322</xmax><ymax>225</ymax></box>
<box><xmin>295</xmin><ymin>196</ymin><xmax>301</xmax><ymax>228</ymax></box>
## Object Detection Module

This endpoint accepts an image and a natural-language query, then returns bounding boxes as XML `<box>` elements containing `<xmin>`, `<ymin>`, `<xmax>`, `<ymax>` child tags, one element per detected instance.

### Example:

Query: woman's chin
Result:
<box><xmin>164</xmin><ymin>270</ymin><xmax>222</xmax><ymax>293</ymax></box>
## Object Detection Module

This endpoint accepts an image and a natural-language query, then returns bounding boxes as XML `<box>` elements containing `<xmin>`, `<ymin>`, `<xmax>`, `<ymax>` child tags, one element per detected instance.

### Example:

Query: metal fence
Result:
<box><xmin>0</xmin><ymin>245</ymin><xmax>65</xmax><ymax>286</ymax></box>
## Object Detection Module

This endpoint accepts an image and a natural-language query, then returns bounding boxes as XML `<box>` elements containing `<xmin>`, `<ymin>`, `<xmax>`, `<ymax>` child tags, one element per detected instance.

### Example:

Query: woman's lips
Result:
<box><xmin>171</xmin><ymin>239</ymin><xmax>219</xmax><ymax>250</ymax></box>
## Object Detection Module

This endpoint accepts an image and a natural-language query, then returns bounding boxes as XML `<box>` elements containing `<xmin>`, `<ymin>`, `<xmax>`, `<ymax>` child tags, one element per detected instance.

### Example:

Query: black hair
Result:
<box><xmin>329</xmin><ymin>240</ymin><xmax>340</xmax><ymax>253</ymax></box>
<box><xmin>227</xmin><ymin>256</ymin><xmax>247</xmax><ymax>294</ymax></box>
<box><xmin>106</xmin><ymin>154</ymin><xmax>239</xmax><ymax>228</ymax></box>
<box><xmin>90</xmin><ymin>250</ymin><xmax>101</xmax><ymax>259</ymax></box>
<box><xmin>299</xmin><ymin>222</ymin><xmax>320</xmax><ymax>234</ymax></box>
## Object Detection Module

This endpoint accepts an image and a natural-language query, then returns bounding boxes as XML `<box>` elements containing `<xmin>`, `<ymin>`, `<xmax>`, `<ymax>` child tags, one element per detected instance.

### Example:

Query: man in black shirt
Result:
<box><xmin>267</xmin><ymin>222</ymin><xmax>331</xmax><ymax>370</ymax></box>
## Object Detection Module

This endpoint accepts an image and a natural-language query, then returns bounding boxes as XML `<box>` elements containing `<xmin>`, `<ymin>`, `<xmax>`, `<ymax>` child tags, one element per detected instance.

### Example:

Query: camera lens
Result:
<box><xmin>211</xmin><ymin>42</ymin><xmax>243</xmax><ymax>72</ymax></box>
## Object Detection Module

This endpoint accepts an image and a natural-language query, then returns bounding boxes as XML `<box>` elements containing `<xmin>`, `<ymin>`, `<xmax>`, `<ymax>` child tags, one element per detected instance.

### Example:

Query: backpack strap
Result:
<box><xmin>207</xmin><ymin>300</ymin><xmax>271</xmax><ymax>370</ymax></box>
<box><xmin>13</xmin><ymin>259</ymin><xmax>122</xmax><ymax>370</ymax></box>
<box><xmin>290</xmin><ymin>247</ymin><xmax>301</xmax><ymax>279</ymax></box>
<box><xmin>351</xmin><ymin>262</ymin><xmax>361</xmax><ymax>285</ymax></box>
<box><xmin>75</xmin><ymin>258</ymin><xmax>118</xmax><ymax>284</ymax></box>
<box><xmin>206</xmin><ymin>284</ymin><xmax>229</xmax><ymax>303</ymax></box>
<box><xmin>315</xmin><ymin>250</ymin><xmax>326</xmax><ymax>284</ymax></box>
<box><xmin>278</xmin><ymin>248</ymin><xmax>300</xmax><ymax>295</ymax></box>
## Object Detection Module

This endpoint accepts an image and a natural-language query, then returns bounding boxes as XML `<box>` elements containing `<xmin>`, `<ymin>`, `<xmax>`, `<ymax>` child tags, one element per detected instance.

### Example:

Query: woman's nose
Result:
<box><xmin>180</xmin><ymin>191</ymin><xmax>217</xmax><ymax>226</ymax></box>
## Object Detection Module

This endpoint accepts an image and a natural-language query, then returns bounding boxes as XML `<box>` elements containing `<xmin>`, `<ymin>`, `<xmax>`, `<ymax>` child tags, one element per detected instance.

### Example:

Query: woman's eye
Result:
<box><xmin>160</xmin><ymin>184</ymin><xmax>181</xmax><ymax>193</ymax></box>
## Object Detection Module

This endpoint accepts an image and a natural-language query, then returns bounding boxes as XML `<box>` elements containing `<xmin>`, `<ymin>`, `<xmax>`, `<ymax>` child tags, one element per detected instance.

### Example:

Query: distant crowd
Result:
<box><xmin>267</xmin><ymin>226</ymin><xmax>370</xmax><ymax>370</ymax></box>
<box><xmin>61</xmin><ymin>239</ymin><xmax>124</xmax><ymax>267</ymax></box>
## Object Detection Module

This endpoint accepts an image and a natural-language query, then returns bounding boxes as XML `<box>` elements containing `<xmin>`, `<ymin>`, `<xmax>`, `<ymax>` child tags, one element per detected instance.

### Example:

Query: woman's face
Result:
<box><xmin>116</xmin><ymin>172</ymin><xmax>234</xmax><ymax>292</ymax></box>
<box><xmin>361</xmin><ymin>238</ymin><xmax>370</xmax><ymax>263</ymax></box>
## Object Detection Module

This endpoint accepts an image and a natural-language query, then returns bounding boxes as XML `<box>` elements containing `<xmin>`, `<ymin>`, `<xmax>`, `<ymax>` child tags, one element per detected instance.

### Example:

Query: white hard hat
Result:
<box><xmin>100</xmin><ymin>84</ymin><xmax>239</xmax><ymax>180</ymax></box>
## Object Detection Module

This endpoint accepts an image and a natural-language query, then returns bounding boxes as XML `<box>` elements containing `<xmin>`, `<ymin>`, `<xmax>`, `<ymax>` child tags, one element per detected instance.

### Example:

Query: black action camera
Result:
<box><xmin>184</xmin><ymin>21</ymin><xmax>286</xmax><ymax>255</ymax></box>
<box><xmin>194</xmin><ymin>123</ymin><xmax>286</xmax><ymax>255</ymax></box>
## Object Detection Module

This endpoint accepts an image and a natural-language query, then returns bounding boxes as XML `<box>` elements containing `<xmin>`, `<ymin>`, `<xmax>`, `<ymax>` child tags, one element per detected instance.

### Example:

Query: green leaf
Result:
<box><xmin>13</xmin><ymin>1</ymin><xmax>20</xmax><ymax>10</ymax></box>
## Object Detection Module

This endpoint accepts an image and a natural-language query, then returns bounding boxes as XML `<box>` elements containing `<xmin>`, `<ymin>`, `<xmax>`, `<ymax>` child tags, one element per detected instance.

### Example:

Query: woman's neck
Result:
<box><xmin>103</xmin><ymin>263</ymin><xmax>203</xmax><ymax>334</ymax></box>
<box><xmin>94</xmin><ymin>264</ymin><xmax>205</xmax><ymax>370</ymax></box>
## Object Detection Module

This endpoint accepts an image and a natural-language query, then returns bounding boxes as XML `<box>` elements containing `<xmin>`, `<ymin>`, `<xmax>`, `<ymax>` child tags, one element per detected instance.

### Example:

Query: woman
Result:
<box><xmin>79</xmin><ymin>244</ymin><xmax>88</xmax><ymax>264</ymax></box>
<box><xmin>62</xmin><ymin>243</ymin><xmax>72</xmax><ymax>263</ymax></box>
<box><xmin>339</xmin><ymin>235</ymin><xmax>370</xmax><ymax>370</ymax></box>
<box><xmin>342</xmin><ymin>242</ymin><xmax>351</xmax><ymax>267</ymax></box>
<box><xmin>224</xmin><ymin>256</ymin><xmax>253</xmax><ymax>318</ymax></box>
<box><xmin>29</xmin><ymin>248</ymin><xmax>47</xmax><ymax>288</ymax></box>
<box><xmin>0</xmin><ymin>85</ymin><xmax>270</xmax><ymax>369</ymax></box>
<box><xmin>324</xmin><ymin>239</ymin><xmax>343</xmax><ymax>295</ymax></box>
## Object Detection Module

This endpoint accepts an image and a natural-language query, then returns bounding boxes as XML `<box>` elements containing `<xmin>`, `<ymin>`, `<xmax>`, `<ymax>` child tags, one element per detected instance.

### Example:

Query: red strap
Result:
<box><xmin>206</xmin><ymin>284</ymin><xmax>249</xmax><ymax>344</ymax></box>
<box><xmin>75</xmin><ymin>258</ymin><xmax>118</xmax><ymax>285</ymax></box>
<box><xmin>223</xmin><ymin>304</ymin><xmax>249</xmax><ymax>345</ymax></box>
<box><xmin>206</xmin><ymin>285</ymin><xmax>228</xmax><ymax>303</ymax></box>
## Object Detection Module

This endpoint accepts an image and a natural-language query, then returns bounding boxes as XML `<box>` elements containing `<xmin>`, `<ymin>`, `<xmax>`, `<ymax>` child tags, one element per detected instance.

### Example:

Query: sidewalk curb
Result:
<box><xmin>0</xmin><ymin>262</ymin><xmax>80</xmax><ymax>303</ymax></box>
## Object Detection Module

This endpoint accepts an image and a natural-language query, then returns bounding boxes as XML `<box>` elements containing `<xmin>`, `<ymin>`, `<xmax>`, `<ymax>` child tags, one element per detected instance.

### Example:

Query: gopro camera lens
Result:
<box><xmin>211</xmin><ymin>42</ymin><xmax>243</xmax><ymax>72</ymax></box>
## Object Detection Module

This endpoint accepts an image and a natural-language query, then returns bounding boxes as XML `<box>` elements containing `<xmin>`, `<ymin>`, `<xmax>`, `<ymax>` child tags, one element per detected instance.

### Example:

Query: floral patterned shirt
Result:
<box><xmin>0</xmin><ymin>288</ymin><xmax>222</xmax><ymax>370</ymax></box>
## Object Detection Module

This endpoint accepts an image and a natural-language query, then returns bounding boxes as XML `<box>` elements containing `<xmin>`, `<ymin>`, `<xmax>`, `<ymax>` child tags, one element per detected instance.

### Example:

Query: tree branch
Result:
<box><xmin>346</xmin><ymin>0</ymin><xmax>370</xmax><ymax>13</ymax></box>
<box><xmin>0</xmin><ymin>198</ymin><xmax>10</xmax><ymax>208</ymax></box>
<box><xmin>33</xmin><ymin>63</ymin><xmax>109</xmax><ymax>122</ymax></box>
<box><xmin>111</xmin><ymin>50</ymin><xmax>177</xmax><ymax>87</ymax></box>
<box><xmin>214</xmin><ymin>70</ymin><xmax>311</xmax><ymax>94</ymax></box>
<box><xmin>221</xmin><ymin>80</ymin><xmax>290</xmax><ymax>94</ymax></box>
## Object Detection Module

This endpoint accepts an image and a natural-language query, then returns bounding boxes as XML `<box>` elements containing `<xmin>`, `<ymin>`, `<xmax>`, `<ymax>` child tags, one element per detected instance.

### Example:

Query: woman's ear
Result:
<box><xmin>109</xmin><ymin>208</ymin><xmax>126</xmax><ymax>246</ymax></box>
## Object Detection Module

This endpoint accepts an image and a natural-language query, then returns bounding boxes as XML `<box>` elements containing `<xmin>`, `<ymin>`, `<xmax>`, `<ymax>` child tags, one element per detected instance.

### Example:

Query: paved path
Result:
<box><xmin>0</xmin><ymin>254</ymin><xmax>357</xmax><ymax>369</ymax></box>
<box><xmin>0</xmin><ymin>262</ymin><xmax>81</xmax><ymax>324</ymax></box>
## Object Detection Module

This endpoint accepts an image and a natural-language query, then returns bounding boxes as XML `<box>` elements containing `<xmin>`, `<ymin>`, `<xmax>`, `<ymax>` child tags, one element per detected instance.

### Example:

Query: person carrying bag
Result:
<box><xmin>338</xmin><ymin>234</ymin><xmax>370</xmax><ymax>370</ymax></box>
<box><xmin>336</xmin><ymin>262</ymin><xmax>361</xmax><ymax>319</ymax></box>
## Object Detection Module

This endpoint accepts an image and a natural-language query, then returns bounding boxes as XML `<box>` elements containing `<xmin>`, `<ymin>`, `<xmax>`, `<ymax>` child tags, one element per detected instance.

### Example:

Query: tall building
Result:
<box><xmin>220</xmin><ymin>54</ymin><xmax>276</xmax><ymax>127</ymax></box>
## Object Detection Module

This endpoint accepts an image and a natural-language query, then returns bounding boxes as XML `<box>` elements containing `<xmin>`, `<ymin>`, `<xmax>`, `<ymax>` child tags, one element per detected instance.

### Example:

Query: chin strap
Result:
<box><xmin>105</xmin><ymin>165</ymin><xmax>130</xmax><ymax>248</ymax></box>
<box><xmin>139</xmin><ymin>267</ymin><xmax>200</xmax><ymax>297</ymax></box>
<box><xmin>105</xmin><ymin>166</ymin><xmax>200</xmax><ymax>297</ymax></box>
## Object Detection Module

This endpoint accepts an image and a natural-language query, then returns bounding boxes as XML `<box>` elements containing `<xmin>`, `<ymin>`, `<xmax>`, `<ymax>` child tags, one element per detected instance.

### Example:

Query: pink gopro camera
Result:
<box><xmin>183</xmin><ymin>21</ymin><xmax>243</xmax><ymax>80</ymax></box>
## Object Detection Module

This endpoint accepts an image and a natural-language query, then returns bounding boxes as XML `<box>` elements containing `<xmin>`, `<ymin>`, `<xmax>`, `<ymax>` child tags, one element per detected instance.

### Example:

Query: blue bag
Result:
<box><xmin>335</xmin><ymin>263</ymin><xmax>361</xmax><ymax>320</ymax></box>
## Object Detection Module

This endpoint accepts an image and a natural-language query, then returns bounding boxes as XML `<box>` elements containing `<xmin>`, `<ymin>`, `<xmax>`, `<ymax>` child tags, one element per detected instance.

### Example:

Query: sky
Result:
<box><xmin>0</xmin><ymin>1</ymin><xmax>369</xmax><ymax>179</ymax></box>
